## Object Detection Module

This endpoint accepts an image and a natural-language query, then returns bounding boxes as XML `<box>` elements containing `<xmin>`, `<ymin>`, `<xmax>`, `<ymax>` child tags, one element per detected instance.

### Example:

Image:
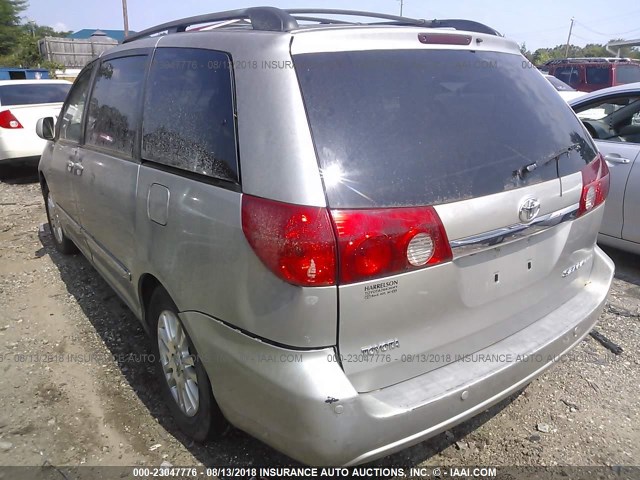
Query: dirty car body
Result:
<box><xmin>37</xmin><ymin>8</ymin><xmax>614</xmax><ymax>466</ymax></box>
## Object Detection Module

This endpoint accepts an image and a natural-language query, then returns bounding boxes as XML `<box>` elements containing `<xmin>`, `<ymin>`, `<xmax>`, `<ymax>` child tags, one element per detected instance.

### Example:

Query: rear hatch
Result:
<box><xmin>293</xmin><ymin>40</ymin><xmax>604</xmax><ymax>391</ymax></box>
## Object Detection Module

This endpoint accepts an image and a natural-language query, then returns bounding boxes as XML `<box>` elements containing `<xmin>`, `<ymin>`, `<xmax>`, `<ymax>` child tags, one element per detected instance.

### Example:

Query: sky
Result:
<box><xmin>23</xmin><ymin>0</ymin><xmax>640</xmax><ymax>51</ymax></box>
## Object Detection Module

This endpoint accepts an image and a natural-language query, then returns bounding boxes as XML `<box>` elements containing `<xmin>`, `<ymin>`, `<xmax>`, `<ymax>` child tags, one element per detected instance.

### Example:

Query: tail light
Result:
<box><xmin>242</xmin><ymin>195</ymin><xmax>452</xmax><ymax>287</ymax></box>
<box><xmin>331</xmin><ymin>207</ymin><xmax>452</xmax><ymax>284</ymax></box>
<box><xmin>242</xmin><ymin>195</ymin><xmax>336</xmax><ymax>286</ymax></box>
<box><xmin>0</xmin><ymin>110</ymin><xmax>24</xmax><ymax>129</ymax></box>
<box><xmin>577</xmin><ymin>154</ymin><xmax>610</xmax><ymax>217</ymax></box>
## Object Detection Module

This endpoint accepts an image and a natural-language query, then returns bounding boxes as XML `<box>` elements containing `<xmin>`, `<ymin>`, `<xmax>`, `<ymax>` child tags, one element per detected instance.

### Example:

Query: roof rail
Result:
<box><xmin>123</xmin><ymin>7</ymin><xmax>299</xmax><ymax>43</ymax></box>
<box><xmin>287</xmin><ymin>10</ymin><xmax>501</xmax><ymax>35</ymax></box>
<box><xmin>286</xmin><ymin>9</ymin><xmax>427</xmax><ymax>27</ymax></box>
<box><xmin>123</xmin><ymin>6</ymin><xmax>501</xmax><ymax>43</ymax></box>
<box><xmin>422</xmin><ymin>18</ymin><xmax>501</xmax><ymax>36</ymax></box>
<box><xmin>544</xmin><ymin>57</ymin><xmax>636</xmax><ymax>65</ymax></box>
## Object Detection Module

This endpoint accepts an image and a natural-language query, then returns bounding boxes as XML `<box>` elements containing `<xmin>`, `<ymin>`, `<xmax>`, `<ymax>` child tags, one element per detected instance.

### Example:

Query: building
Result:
<box><xmin>67</xmin><ymin>29</ymin><xmax>135</xmax><ymax>43</ymax></box>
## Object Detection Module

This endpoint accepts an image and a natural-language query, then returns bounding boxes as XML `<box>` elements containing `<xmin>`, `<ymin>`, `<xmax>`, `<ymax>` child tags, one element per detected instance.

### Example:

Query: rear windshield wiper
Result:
<box><xmin>514</xmin><ymin>143</ymin><xmax>580</xmax><ymax>179</ymax></box>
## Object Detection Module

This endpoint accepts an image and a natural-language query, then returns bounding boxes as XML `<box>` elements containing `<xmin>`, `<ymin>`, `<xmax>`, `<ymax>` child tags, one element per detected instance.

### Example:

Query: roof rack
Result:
<box><xmin>544</xmin><ymin>57</ymin><xmax>637</xmax><ymax>65</ymax></box>
<box><xmin>123</xmin><ymin>7</ymin><xmax>501</xmax><ymax>43</ymax></box>
<box><xmin>286</xmin><ymin>10</ymin><xmax>501</xmax><ymax>35</ymax></box>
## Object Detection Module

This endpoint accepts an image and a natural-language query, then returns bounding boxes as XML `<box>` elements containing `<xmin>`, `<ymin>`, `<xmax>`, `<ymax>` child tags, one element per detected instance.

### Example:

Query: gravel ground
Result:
<box><xmin>0</xmin><ymin>162</ymin><xmax>638</xmax><ymax>471</ymax></box>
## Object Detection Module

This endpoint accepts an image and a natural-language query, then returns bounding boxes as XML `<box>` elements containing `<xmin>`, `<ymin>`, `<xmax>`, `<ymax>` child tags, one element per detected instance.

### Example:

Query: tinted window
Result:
<box><xmin>616</xmin><ymin>65</ymin><xmax>640</xmax><ymax>84</ymax></box>
<box><xmin>586</xmin><ymin>66</ymin><xmax>611</xmax><ymax>85</ymax></box>
<box><xmin>58</xmin><ymin>67</ymin><xmax>93</xmax><ymax>143</ymax></box>
<box><xmin>142</xmin><ymin>48</ymin><xmax>238</xmax><ymax>182</ymax></box>
<box><xmin>86</xmin><ymin>56</ymin><xmax>146</xmax><ymax>157</ymax></box>
<box><xmin>554</xmin><ymin>67</ymin><xmax>580</xmax><ymax>87</ymax></box>
<box><xmin>0</xmin><ymin>83</ymin><xmax>70</xmax><ymax>106</ymax></box>
<box><xmin>295</xmin><ymin>50</ymin><xmax>596</xmax><ymax>208</ymax></box>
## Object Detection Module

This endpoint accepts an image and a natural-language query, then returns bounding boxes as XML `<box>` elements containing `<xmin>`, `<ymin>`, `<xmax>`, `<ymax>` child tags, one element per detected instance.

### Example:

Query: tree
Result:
<box><xmin>531</xmin><ymin>42</ymin><xmax>640</xmax><ymax>67</ymax></box>
<box><xmin>9</xmin><ymin>23</ymin><xmax>70</xmax><ymax>67</ymax></box>
<box><xmin>0</xmin><ymin>0</ymin><xmax>27</xmax><ymax>57</ymax></box>
<box><xmin>519</xmin><ymin>42</ymin><xmax>533</xmax><ymax>62</ymax></box>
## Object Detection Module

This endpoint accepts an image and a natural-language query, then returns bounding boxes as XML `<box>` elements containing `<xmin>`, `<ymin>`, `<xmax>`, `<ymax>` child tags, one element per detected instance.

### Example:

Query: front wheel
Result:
<box><xmin>149</xmin><ymin>288</ymin><xmax>226</xmax><ymax>441</ymax></box>
<box><xmin>43</xmin><ymin>187</ymin><xmax>77</xmax><ymax>254</ymax></box>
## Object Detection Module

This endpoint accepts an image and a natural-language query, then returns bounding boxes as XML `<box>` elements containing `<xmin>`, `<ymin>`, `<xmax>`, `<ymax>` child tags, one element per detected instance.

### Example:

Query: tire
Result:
<box><xmin>148</xmin><ymin>287</ymin><xmax>226</xmax><ymax>441</ymax></box>
<box><xmin>43</xmin><ymin>186</ymin><xmax>78</xmax><ymax>255</ymax></box>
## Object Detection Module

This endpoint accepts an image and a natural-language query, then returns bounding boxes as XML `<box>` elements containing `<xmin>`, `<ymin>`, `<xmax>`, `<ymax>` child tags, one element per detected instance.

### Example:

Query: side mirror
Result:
<box><xmin>36</xmin><ymin>117</ymin><xmax>55</xmax><ymax>141</ymax></box>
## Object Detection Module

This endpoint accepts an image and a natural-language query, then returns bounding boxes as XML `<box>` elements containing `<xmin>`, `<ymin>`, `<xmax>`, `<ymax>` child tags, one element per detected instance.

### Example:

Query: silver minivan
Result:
<box><xmin>36</xmin><ymin>8</ymin><xmax>615</xmax><ymax>466</ymax></box>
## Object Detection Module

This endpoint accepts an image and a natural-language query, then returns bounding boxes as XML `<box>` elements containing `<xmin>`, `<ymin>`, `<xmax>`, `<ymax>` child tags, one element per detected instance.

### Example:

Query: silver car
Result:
<box><xmin>36</xmin><ymin>8</ymin><xmax>614</xmax><ymax>466</ymax></box>
<box><xmin>569</xmin><ymin>82</ymin><xmax>640</xmax><ymax>255</ymax></box>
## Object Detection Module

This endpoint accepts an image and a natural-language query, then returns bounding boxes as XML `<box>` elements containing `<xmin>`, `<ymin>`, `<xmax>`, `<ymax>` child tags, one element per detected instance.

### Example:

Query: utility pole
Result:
<box><xmin>564</xmin><ymin>17</ymin><xmax>575</xmax><ymax>58</ymax></box>
<box><xmin>122</xmin><ymin>0</ymin><xmax>130</xmax><ymax>38</ymax></box>
<box><xmin>399</xmin><ymin>0</ymin><xmax>404</xmax><ymax>16</ymax></box>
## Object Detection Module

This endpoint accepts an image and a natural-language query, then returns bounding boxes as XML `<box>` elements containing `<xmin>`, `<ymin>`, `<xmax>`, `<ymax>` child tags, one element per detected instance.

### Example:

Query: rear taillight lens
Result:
<box><xmin>578</xmin><ymin>153</ymin><xmax>610</xmax><ymax>217</ymax></box>
<box><xmin>330</xmin><ymin>207</ymin><xmax>452</xmax><ymax>284</ymax></box>
<box><xmin>242</xmin><ymin>195</ymin><xmax>337</xmax><ymax>286</ymax></box>
<box><xmin>0</xmin><ymin>110</ymin><xmax>24</xmax><ymax>129</ymax></box>
<box><xmin>242</xmin><ymin>196</ymin><xmax>452</xmax><ymax>287</ymax></box>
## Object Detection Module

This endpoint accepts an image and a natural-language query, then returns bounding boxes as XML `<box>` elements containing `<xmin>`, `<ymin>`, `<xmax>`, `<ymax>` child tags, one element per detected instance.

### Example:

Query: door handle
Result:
<box><xmin>604</xmin><ymin>154</ymin><xmax>630</xmax><ymax>165</ymax></box>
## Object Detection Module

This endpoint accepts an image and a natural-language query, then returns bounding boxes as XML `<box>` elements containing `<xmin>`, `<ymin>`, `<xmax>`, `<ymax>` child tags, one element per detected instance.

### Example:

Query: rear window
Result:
<box><xmin>295</xmin><ymin>50</ymin><xmax>596</xmax><ymax>208</ymax></box>
<box><xmin>616</xmin><ymin>65</ymin><xmax>640</xmax><ymax>84</ymax></box>
<box><xmin>586</xmin><ymin>66</ymin><xmax>611</xmax><ymax>85</ymax></box>
<box><xmin>0</xmin><ymin>83</ymin><xmax>70</xmax><ymax>106</ymax></box>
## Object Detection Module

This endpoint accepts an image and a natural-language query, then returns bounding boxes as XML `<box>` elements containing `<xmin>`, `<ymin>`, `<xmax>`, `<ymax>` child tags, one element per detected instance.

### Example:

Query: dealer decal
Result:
<box><xmin>364</xmin><ymin>280</ymin><xmax>399</xmax><ymax>300</ymax></box>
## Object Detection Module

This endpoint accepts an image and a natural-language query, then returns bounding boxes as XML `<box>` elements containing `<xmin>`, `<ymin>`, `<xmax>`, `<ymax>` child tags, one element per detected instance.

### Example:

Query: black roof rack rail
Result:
<box><xmin>291</xmin><ymin>16</ymin><xmax>352</xmax><ymax>25</ymax></box>
<box><xmin>286</xmin><ymin>10</ymin><xmax>501</xmax><ymax>35</ymax></box>
<box><xmin>123</xmin><ymin>7</ymin><xmax>299</xmax><ymax>43</ymax></box>
<box><xmin>544</xmin><ymin>57</ymin><xmax>637</xmax><ymax>65</ymax></box>
<box><xmin>123</xmin><ymin>6</ymin><xmax>501</xmax><ymax>44</ymax></box>
<box><xmin>422</xmin><ymin>19</ymin><xmax>501</xmax><ymax>36</ymax></box>
<box><xmin>285</xmin><ymin>8</ymin><xmax>427</xmax><ymax>27</ymax></box>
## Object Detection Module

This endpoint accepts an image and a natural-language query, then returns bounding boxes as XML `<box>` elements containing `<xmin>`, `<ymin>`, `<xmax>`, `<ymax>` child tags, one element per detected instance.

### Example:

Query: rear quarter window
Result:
<box><xmin>586</xmin><ymin>66</ymin><xmax>611</xmax><ymax>85</ymax></box>
<box><xmin>141</xmin><ymin>48</ymin><xmax>239</xmax><ymax>183</ymax></box>
<box><xmin>615</xmin><ymin>65</ymin><xmax>640</xmax><ymax>84</ymax></box>
<box><xmin>295</xmin><ymin>50</ymin><xmax>596</xmax><ymax>208</ymax></box>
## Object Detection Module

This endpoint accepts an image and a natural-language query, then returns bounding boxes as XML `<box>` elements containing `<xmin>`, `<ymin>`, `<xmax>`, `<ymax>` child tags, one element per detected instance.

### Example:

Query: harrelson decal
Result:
<box><xmin>364</xmin><ymin>280</ymin><xmax>399</xmax><ymax>300</ymax></box>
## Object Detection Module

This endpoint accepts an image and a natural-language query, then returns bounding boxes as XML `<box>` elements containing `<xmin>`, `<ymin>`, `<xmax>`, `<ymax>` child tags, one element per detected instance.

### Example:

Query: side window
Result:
<box><xmin>615</xmin><ymin>65</ymin><xmax>640</xmax><ymax>84</ymax></box>
<box><xmin>85</xmin><ymin>56</ymin><xmax>147</xmax><ymax>158</ymax></box>
<box><xmin>586</xmin><ymin>66</ymin><xmax>611</xmax><ymax>85</ymax></box>
<box><xmin>58</xmin><ymin>65</ymin><xmax>93</xmax><ymax>143</ymax></box>
<box><xmin>554</xmin><ymin>67</ymin><xmax>579</xmax><ymax>87</ymax></box>
<box><xmin>575</xmin><ymin>95</ymin><xmax>640</xmax><ymax>143</ymax></box>
<box><xmin>576</xmin><ymin>96</ymin><xmax>640</xmax><ymax>121</ymax></box>
<box><xmin>142</xmin><ymin>48</ymin><xmax>238</xmax><ymax>182</ymax></box>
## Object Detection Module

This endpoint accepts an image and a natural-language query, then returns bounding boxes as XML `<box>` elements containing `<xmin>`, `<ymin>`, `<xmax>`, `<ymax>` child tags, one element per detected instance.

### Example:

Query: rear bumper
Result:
<box><xmin>0</xmin><ymin>134</ymin><xmax>46</xmax><ymax>162</ymax></box>
<box><xmin>181</xmin><ymin>246</ymin><xmax>614</xmax><ymax>466</ymax></box>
